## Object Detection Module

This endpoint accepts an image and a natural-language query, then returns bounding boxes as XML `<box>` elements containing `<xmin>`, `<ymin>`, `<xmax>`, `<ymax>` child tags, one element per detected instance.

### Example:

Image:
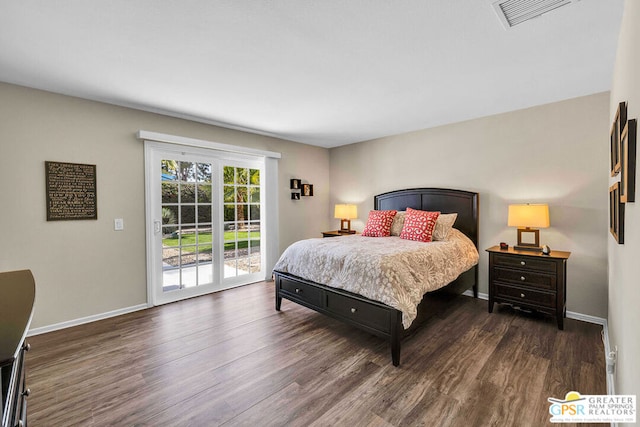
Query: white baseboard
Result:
<box><xmin>565</xmin><ymin>310</ymin><xmax>607</xmax><ymax>326</ymax></box>
<box><xmin>463</xmin><ymin>289</ymin><xmax>489</xmax><ymax>299</ymax></box>
<box><xmin>601</xmin><ymin>319</ymin><xmax>615</xmax><ymax>396</ymax></box>
<box><xmin>462</xmin><ymin>290</ymin><xmax>607</xmax><ymax>325</ymax></box>
<box><xmin>27</xmin><ymin>303</ymin><xmax>149</xmax><ymax>336</ymax></box>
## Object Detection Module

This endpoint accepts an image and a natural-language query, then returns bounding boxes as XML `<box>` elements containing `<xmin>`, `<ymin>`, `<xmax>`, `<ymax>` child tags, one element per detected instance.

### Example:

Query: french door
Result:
<box><xmin>145</xmin><ymin>142</ymin><xmax>265</xmax><ymax>305</ymax></box>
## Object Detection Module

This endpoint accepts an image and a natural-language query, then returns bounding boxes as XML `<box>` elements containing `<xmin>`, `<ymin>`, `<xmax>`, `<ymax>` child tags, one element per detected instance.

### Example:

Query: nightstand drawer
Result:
<box><xmin>326</xmin><ymin>293</ymin><xmax>390</xmax><ymax>332</ymax></box>
<box><xmin>493</xmin><ymin>254</ymin><xmax>556</xmax><ymax>273</ymax></box>
<box><xmin>279</xmin><ymin>278</ymin><xmax>323</xmax><ymax>307</ymax></box>
<box><xmin>494</xmin><ymin>283</ymin><xmax>556</xmax><ymax>309</ymax></box>
<box><xmin>493</xmin><ymin>267</ymin><xmax>555</xmax><ymax>290</ymax></box>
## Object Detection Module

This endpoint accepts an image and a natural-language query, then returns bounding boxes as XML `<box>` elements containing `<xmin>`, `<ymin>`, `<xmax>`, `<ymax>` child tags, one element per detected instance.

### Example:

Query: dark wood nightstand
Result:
<box><xmin>486</xmin><ymin>246</ymin><xmax>570</xmax><ymax>329</ymax></box>
<box><xmin>321</xmin><ymin>230</ymin><xmax>356</xmax><ymax>238</ymax></box>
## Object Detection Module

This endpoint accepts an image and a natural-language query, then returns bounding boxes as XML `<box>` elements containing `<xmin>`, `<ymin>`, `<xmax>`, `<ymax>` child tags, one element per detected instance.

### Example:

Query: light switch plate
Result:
<box><xmin>114</xmin><ymin>218</ymin><xmax>124</xmax><ymax>231</ymax></box>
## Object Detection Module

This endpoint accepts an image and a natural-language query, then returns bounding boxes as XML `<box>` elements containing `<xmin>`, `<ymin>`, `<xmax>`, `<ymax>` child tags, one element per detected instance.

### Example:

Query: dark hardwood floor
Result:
<box><xmin>25</xmin><ymin>281</ymin><xmax>606</xmax><ymax>426</ymax></box>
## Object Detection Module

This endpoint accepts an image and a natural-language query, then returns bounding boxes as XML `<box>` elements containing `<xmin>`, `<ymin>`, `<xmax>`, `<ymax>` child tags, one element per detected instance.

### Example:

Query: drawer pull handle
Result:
<box><xmin>350</xmin><ymin>308</ymin><xmax>357</xmax><ymax>314</ymax></box>
<box><xmin>23</xmin><ymin>342</ymin><xmax>31</xmax><ymax>352</ymax></box>
<box><xmin>295</xmin><ymin>288</ymin><xmax>301</xmax><ymax>294</ymax></box>
<box><xmin>23</xmin><ymin>388</ymin><xmax>31</xmax><ymax>397</ymax></box>
<box><xmin>520</xmin><ymin>293</ymin><xmax>525</xmax><ymax>298</ymax></box>
<box><xmin>520</xmin><ymin>261</ymin><xmax>526</xmax><ymax>266</ymax></box>
<box><xmin>520</xmin><ymin>276</ymin><xmax>526</xmax><ymax>281</ymax></box>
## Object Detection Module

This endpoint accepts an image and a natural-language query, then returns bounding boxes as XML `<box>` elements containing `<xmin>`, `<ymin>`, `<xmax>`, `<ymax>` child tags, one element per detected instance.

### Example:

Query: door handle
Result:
<box><xmin>154</xmin><ymin>220</ymin><xmax>161</xmax><ymax>234</ymax></box>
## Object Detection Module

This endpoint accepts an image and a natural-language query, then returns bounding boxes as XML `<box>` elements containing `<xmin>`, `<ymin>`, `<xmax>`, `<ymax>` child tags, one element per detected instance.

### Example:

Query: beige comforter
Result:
<box><xmin>273</xmin><ymin>228</ymin><xmax>479</xmax><ymax>328</ymax></box>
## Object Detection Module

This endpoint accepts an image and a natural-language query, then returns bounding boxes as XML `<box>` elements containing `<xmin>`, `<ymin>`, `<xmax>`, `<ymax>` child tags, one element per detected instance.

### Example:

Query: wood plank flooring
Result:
<box><xmin>25</xmin><ymin>281</ymin><xmax>606</xmax><ymax>426</ymax></box>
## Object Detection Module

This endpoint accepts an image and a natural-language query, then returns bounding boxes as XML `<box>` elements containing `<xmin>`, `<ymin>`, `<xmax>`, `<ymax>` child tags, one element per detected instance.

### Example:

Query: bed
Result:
<box><xmin>273</xmin><ymin>188</ymin><xmax>479</xmax><ymax>366</ymax></box>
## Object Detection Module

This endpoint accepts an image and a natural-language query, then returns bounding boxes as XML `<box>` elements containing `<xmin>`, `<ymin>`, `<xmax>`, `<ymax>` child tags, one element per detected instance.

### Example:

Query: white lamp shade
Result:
<box><xmin>334</xmin><ymin>204</ymin><xmax>357</xmax><ymax>219</ymax></box>
<box><xmin>508</xmin><ymin>204</ymin><xmax>550</xmax><ymax>228</ymax></box>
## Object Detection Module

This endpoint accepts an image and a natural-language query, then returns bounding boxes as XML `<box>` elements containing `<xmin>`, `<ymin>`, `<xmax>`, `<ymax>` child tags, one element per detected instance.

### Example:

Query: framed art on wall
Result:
<box><xmin>620</xmin><ymin>119</ymin><xmax>637</xmax><ymax>203</ymax></box>
<box><xmin>610</xmin><ymin>101</ymin><xmax>627</xmax><ymax>177</ymax></box>
<box><xmin>290</xmin><ymin>179</ymin><xmax>301</xmax><ymax>190</ymax></box>
<box><xmin>301</xmin><ymin>184</ymin><xmax>314</xmax><ymax>196</ymax></box>
<box><xmin>45</xmin><ymin>161</ymin><xmax>97</xmax><ymax>221</ymax></box>
<box><xmin>609</xmin><ymin>182</ymin><xmax>624</xmax><ymax>244</ymax></box>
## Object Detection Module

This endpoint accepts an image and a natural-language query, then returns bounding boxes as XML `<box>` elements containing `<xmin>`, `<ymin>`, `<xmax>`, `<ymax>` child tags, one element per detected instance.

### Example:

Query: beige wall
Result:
<box><xmin>330</xmin><ymin>92</ymin><xmax>610</xmax><ymax>318</ymax></box>
<box><xmin>609</xmin><ymin>0</ymin><xmax>640</xmax><ymax>405</ymax></box>
<box><xmin>0</xmin><ymin>82</ymin><xmax>330</xmax><ymax>329</ymax></box>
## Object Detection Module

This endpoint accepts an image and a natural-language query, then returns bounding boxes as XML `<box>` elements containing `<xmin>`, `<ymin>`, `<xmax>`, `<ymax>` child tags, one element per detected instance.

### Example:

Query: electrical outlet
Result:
<box><xmin>606</xmin><ymin>345</ymin><xmax>617</xmax><ymax>375</ymax></box>
<box><xmin>114</xmin><ymin>218</ymin><xmax>124</xmax><ymax>231</ymax></box>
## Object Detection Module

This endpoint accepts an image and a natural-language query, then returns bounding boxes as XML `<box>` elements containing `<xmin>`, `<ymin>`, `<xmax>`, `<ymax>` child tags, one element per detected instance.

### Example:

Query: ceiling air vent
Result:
<box><xmin>492</xmin><ymin>0</ymin><xmax>577</xmax><ymax>29</ymax></box>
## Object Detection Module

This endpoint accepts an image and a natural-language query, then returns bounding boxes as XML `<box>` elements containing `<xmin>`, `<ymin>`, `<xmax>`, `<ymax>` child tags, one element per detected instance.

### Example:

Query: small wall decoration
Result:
<box><xmin>609</xmin><ymin>181</ymin><xmax>624</xmax><ymax>244</ymax></box>
<box><xmin>302</xmin><ymin>184</ymin><xmax>314</xmax><ymax>197</ymax></box>
<box><xmin>620</xmin><ymin>119</ymin><xmax>637</xmax><ymax>203</ymax></box>
<box><xmin>290</xmin><ymin>178</ymin><xmax>301</xmax><ymax>200</ymax></box>
<box><xmin>290</xmin><ymin>179</ymin><xmax>301</xmax><ymax>190</ymax></box>
<box><xmin>289</xmin><ymin>178</ymin><xmax>313</xmax><ymax>200</ymax></box>
<box><xmin>45</xmin><ymin>161</ymin><xmax>97</xmax><ymax>220</ymax></box>
<box><xmin>610</xmin><ymin>101</ymin><xmax>627</xmax><ymax>177</ymax></box>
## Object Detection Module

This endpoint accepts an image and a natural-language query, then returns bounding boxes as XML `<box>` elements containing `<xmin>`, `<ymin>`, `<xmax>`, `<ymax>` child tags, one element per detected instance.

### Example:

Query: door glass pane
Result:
<box><xmin>197</xmin><ymin>184</ymin><xmax>211</xmax><ymax>203</ymax></box>
<box><xmin>181</xmin><ymin>183</ymin><xmax>196</xmax><ymax>203</ymax></box>
<box><xmin>236</xmin><ymin>168</ymin><xmax>248</xmax><ymax>184</ymax></box>
<box><xmin>162</xmin><ymin>182</ymin><xmax>178</xmax><ymax>203</ymax></box>
<box><xmin>180</xmin><ymin>161</ymin><xmax>196</xmax><ymax>182</ymax></box>
<box><xmin>236</xmin><ymin>187</ymin><xmax>247</xmax><ymax>204</ymax></box>
<box><xmin>223</xmin><ymin>186</ymin><xmax>235</xmax><ymax>203</ymax></box>
<box><xmin>161</xmin><ymin>159</ymin><xmax>214</xmax><ymax>292</ymax></box>
<box><xmin>249</xmin><ymin>187</ymin><xmax>260</xmax><ymax>203</ymax></box>
<box><xmin>180</xmin><ymin>205</ymin><xmax>196</xmax><ymax>225</ymax></box>
<box><xmin>223</xmin><ymin>166</ymin><xmax>234</xmax><ymax>184</ymax></box>
<box><xmin>198</xmin><ymin>204</ymin><xmax>212</xmax><ymax>223</ymax></box>
<box><xmin>249</xmin><ymin>240</ymin><xmax>261</xmax><ymax>273</ymax></box>
<box><xmin>223</xmin><ymin>165</ymin><xmax>261</xmax><ymax>279</ymax></box>
<box><xmin>224</xmin><ymin>204</ymin><xmax>235</xmax><ymax>222</ymax></box>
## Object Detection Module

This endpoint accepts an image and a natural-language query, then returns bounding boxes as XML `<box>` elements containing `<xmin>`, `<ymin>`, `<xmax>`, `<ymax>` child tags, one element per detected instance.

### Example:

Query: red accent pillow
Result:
<box><xmin>399</xmin><ymin>208</ymin><xmax>440</xmax><ymax>242</ymax></box>
<box><xmin>361</xmin><ymin>210</ymin><xmax>398</xmax><ymax>237</ymax></box>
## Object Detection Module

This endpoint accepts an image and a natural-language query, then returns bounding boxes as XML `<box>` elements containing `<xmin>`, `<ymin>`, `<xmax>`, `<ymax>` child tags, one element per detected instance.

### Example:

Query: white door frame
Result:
<box><xmin>143</xmin><ymin>138</ymin><xmax>279</xmax><ymax>307</ymax></box>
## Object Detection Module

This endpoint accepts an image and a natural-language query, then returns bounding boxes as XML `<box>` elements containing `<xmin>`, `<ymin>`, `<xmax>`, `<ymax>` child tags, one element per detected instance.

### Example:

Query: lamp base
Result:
<box><xmin>516</xmin><ymin>228</ymin><xmax>540</xmax><ymax>250</ymax></box>
<box><xmin>513</xmin><ymin>245</ymin><xmax>542</xmax><ymax>252</ymax></box>
<box><xmin>339</xmin><ymin>219</ymin><xmax>354</xmax><ymax>234</ymax></box>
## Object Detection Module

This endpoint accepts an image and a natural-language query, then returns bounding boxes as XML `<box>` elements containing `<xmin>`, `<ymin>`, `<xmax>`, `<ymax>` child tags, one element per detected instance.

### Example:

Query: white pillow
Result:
<box><xmin>432</xmin><ymin>213</ymin><xmax>458</xmax><ymax>241</ymax></box>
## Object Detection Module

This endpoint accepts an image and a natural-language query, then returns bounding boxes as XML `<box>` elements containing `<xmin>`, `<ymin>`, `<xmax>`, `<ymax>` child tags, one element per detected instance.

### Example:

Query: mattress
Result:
<box><xmin>272</xmin><ymin>228</ymin><xmax>479</xmax><ymax>328</ymax></box>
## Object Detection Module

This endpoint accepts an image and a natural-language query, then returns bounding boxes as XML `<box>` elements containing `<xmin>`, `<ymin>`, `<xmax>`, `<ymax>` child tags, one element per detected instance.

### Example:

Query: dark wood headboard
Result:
<box><xmin>374</xmin><ymin>188</ymin><xmax>479</xmax><ymax>248</ymax></box>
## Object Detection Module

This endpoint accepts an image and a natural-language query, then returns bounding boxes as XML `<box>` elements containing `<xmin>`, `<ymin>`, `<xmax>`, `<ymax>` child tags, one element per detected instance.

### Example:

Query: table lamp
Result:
<box><xmin>508</xmin><ymin>203</ymin><xmax>549</xmax><ymax>251</ymax></box>
<box><xmin>334</xmin><ymin>204</ymin><xmax>357</xmax><ymax>234</ymax></box>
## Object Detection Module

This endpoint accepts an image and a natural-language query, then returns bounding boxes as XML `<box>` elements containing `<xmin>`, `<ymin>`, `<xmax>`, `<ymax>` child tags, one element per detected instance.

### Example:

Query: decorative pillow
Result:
<box><xmin>432</xmin><ymin>213</ymin><xmax>458</xmax><ymax>241</ymax></box>
<box><xmin>390</xmin><ymin>211</ymin><xmax>406</xmax><ymax>236</ymax></box>
<box><xmin>361</xmin><ymin>210</ymin><xmax>398</xmax><ymax>237</ymax></box>
<box><xmin>400</xmin><ymin>208</ymin><xmax>440</xmax><ymax>242</ymax></box>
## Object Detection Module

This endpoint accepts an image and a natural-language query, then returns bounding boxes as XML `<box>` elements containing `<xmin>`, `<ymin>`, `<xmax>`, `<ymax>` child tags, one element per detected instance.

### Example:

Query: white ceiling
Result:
<box><xmin>0</xmin><ymin>1</ymin><xmax>625</xmax><ymax>148</ymax></box>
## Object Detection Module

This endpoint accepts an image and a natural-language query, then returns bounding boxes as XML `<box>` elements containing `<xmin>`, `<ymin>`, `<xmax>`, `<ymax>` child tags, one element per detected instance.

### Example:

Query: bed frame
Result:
<box><xmin>274</xmin><ymin>188</ymin><xmax>479</xmax><ymax>366</ymax></box>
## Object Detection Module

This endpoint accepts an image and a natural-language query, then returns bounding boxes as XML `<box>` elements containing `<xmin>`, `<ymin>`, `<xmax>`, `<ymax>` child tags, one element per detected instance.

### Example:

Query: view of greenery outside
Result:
<box><xmin>162</xmin><ymin>231</ymin><xmax>258</xmax><ymax>253</ymax></box>
<box><xmin>160</xmin><ymin>160</ymin><xmax>261</xmax><ymax>273</ymax></box>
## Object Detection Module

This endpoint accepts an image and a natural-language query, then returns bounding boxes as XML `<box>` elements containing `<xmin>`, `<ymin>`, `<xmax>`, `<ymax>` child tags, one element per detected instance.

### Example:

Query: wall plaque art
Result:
<box><xmin>45</xmin><ymin>161</ymin><xmax>97</xmax><ymax>221</ymax></box>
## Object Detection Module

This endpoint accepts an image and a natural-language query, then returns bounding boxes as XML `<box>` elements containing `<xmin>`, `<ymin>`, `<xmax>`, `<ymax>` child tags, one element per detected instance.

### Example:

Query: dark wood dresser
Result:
<box><xmin>1</xmin><ymin>270</ymin><xmax>35</xmax><ymax>427</ymax></box>
<box><xmin>486</xmin><ymin>246</ymin><xmax>570</xmax><ymax>329</ymax></box>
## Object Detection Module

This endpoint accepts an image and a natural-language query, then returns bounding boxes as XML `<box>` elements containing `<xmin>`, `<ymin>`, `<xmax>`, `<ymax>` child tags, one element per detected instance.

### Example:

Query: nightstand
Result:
<box><xmin>321</xmin><ymin>230</ymin><xmax>356</xmax><ymax>238</ymax></box>
<box><xmin>486</xmin><ymin>246</ymin><xmax>570</xmax><ymax>329</ymax></box>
